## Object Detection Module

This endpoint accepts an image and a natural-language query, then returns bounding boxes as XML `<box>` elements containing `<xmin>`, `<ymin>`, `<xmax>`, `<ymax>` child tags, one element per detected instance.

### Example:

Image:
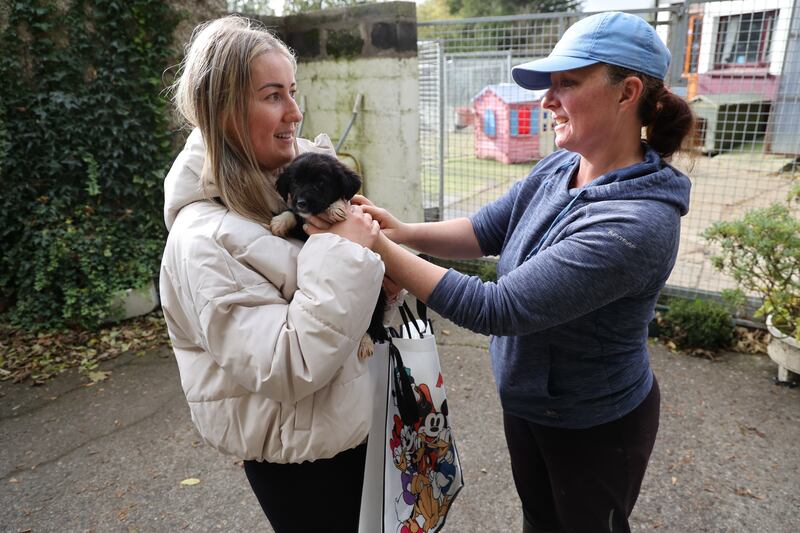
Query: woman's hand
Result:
<box><xmin>351</xmin><ymin>195</ymin><xmax>407</xmax><ymax>244</ymax></box>
<box><xmin>382</xmin><ymin>274</ymin><xmax>404</xmax><ymax>304</ymax></box>
<box><xmin>304</xmin><ymin>204</ymin><xmax>380</xmax><ymax>250</ymax></box>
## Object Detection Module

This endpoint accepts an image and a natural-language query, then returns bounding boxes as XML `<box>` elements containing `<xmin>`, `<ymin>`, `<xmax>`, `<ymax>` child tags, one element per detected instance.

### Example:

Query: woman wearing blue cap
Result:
<box><xmin>308</xmin><ymin>11</ymin><xmax>694</xmax><ymax>533</ymax></box>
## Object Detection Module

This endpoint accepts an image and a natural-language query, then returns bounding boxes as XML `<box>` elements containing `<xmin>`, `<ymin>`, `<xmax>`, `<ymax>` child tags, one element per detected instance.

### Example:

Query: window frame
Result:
<box><xmin>712</xmin><ymin>10</ymin><xmax>777</xmax><ymax>70</ymax></box>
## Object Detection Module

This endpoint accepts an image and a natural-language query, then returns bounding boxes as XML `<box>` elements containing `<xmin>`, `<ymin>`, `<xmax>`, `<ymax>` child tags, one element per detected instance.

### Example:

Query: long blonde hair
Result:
<box><xmin>173</xmin><ymin>16</ymin><xmax>296</xmax><ymax>225</ymax></box>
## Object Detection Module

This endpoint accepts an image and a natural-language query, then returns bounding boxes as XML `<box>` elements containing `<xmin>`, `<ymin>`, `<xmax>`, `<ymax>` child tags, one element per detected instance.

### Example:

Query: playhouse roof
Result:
<box><xmin>473</xmin><ymin>83</ymin><xmax>545</xmax><ymax>104</ymax></box>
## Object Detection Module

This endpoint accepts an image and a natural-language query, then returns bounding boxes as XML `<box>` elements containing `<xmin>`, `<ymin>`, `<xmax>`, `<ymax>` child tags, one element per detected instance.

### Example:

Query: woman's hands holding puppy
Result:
<box><xmin>304</xmin><ymin>204</ymin><xmax>380</xmax><ymax>250</ymax></box>
<box><xmin>304</xmin><ymin>194</ymin><xmax>409</xmax><ymax>252</ymax></box>
<box><xmin>351</xmin><ymin>195</ymin><xmax>408</xmax><ymax>244</ymax></box>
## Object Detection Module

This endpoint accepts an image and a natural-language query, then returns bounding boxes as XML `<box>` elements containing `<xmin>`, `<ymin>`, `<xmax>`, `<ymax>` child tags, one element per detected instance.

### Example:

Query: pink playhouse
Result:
<box><xmin>473</xmin><ymin>83</ymin><xmax>544</xmax><ymax>164</ymax></box>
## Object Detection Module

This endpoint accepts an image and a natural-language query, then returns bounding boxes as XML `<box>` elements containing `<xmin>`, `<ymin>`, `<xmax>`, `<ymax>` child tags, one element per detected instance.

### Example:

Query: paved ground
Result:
<box><xmin>1</xmin><ymin>314</ymin><xmax>799</xmax><ymax>532</ymax></box>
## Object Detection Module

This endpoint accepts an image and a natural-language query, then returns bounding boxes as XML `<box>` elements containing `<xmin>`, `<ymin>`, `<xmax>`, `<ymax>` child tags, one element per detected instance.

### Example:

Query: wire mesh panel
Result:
<box><xmin>417</xmin><ymin>1</ymin><xmax>800</xmax><ymax>303</ymax></box>
<box><xmin>418</xmin><ymin>40</ymin><xmax>444</xmax><ymax>221</ymax></box>
<box><xmin>417</xmin><ymin>14</ymin><xmax>576</xmax><ymax>224</ymax></box>
<box><xmin>669</xmin><ymin>0</ymin><xmax>799</xmax><ymax>302</ymax></box>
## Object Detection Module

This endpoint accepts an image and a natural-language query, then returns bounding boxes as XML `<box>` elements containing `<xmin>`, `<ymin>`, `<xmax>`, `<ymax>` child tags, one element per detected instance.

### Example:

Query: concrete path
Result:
<box><xmin>1</xmin><ymin>315</ymin><xmax>798</xmax><ymax>532</ymax></box>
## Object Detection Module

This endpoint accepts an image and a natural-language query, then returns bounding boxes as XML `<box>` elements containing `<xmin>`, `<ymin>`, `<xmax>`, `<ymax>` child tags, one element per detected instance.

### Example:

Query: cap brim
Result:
<box><xmin>512</xmin><ymin>55</ymin><xmax>599</xmax><ymax>90</ymax></box>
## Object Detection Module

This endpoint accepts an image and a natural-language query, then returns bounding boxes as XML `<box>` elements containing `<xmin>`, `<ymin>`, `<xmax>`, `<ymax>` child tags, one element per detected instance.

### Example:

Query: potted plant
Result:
<box><xmin>703</xmin><ymin>181</ymin><xmax>800</xmax><ymax>382</ymax></box>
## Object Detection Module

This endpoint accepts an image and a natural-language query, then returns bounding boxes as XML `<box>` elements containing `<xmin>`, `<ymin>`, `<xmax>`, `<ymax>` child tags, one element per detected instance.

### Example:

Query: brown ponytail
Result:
<box><xmin>606</xmin><ymin>65</ymin><xmax>695</xmax><ymax>159</ymax></box>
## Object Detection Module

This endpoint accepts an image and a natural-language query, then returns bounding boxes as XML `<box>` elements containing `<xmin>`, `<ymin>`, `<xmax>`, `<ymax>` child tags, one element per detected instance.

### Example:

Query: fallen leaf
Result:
<box><xmin>671</xmin><ymin>476</ymin><xmax>677</xmax><ymax>486</ymax></box>
<box><xmin>180</xmin><ymin>478</ymin><xmax>201</xmax><ymax>487</ymax></box>
<box><xmin>732</xmin><ymin>326</ymin><xmax>769</xmax><ymax>354</ymax></box>
<box><xmin>88</xmin><ymin>370</ymin><xmax>110</xmax><ymax>383</ymax></box>
<box><xmin>734</xmin><ymin>486</ymin><xmax>765</xmax><ymax>500</ymax></box>
<box><xmin>737</xmin><ymin>421</ymin><xmax>766</xmax><ymax>439</ymax></box>
<box><xmin>441</xmin><ymin>329</ymin><xmax>451</xmax><ymax>336</ymax></box>
<box><xmin>9</xmin><ymin>477</ymin><xmax>18</xmax><ymax>483</ymax></box>
<box><xmin>686</xmin><ymin>347</ymin><xmax>716</xmax><ymax>360</ymax></box>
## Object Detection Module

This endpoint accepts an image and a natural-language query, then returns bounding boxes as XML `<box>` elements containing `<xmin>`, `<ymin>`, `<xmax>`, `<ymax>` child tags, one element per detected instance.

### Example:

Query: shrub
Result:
<box><xmin>476</xmin><ymin>260</ymin><xmax>497</xmax><ymax>282</ymax></box>
<box><xmin>664</xmin><ymin>298</ymin><xmax>734</xmax><ymax>351</ymax></box>
<box><xmin>703</xmin><ymin>187</ymin><xmax>800</xmax><ymax>342</ymax></box>
<box><xmin>0</xmin><ymin>0</ymin><xmax>180</xmax><ymax>330</ymax></box>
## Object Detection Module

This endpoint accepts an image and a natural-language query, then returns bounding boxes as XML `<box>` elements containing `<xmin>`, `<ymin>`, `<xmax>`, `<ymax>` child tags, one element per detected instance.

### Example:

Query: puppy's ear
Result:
<box><xmin>275</xmin><ymin>167</ymin><xmax>292</xmax><ymax>201</ymax></box>
<box><xmin>337</xmin><ymin>161</ymin><xmax>363</xmax><ymax>200</ymax></box>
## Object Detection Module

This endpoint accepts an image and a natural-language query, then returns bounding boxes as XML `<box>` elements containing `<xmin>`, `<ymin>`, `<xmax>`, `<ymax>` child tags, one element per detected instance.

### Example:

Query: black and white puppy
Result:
<box><xmin>273</xmin><ymin>152</ymin><xmax>389</xmax><ymax>357</ymax></box>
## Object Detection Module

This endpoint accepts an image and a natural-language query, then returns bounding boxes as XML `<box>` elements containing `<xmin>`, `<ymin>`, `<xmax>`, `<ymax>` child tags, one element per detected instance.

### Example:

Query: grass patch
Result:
<box><xmin>421</xmin><ymin>154</ymin><xmax>533</xmax><ymax>205</ymax></box>
<box><xmin>421</xmin><ymin>130</ymin><xmax>535</xmax><ymax>206</ymax></box>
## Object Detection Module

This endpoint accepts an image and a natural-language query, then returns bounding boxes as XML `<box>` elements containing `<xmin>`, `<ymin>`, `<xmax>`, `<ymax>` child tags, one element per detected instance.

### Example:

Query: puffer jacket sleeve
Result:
<box><xmin>196</xmin><ymin>232</ymin><xmax>384</xmax><ymax>403</ymax></box>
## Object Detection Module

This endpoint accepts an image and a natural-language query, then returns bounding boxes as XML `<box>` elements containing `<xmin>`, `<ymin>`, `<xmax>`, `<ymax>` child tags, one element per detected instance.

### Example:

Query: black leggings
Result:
<box><xmin>504</xmin><ymin>378</ymin><xmax>660</xmax><ymax>533</ymax></box>
<box><xmin>243</xmin><ymin>443</ymin><xmax>367</xmax><ymax>533</ymax></box>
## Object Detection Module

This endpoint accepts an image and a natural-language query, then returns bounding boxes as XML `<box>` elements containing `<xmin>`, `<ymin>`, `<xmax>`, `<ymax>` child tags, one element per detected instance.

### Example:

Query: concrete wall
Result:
<box><xmin>173</xmin><ymin>0</ymin><xmax>228</xmax><ymax>55</ymax></box>
<box><xmin>259</xmin><ymin>2</ymin><xmax>422</xmax><ymax>223</ymax></box>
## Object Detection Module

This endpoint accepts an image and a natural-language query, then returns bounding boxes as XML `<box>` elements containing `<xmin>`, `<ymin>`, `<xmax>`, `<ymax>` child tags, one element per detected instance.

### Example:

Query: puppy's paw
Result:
<box><xmin>326</xmin><ymin>199</ymin><xmax>349</xmax><ymax>222</ymax></box>
<box><xmin>357</xmin><ymin>334</ymin><xmax>374</xmax><ymax>359</ymax></box>
<box><xmin>270</xmin><ymin>211</ymin><xmax>297</xmax><ymax>237</ymax></box>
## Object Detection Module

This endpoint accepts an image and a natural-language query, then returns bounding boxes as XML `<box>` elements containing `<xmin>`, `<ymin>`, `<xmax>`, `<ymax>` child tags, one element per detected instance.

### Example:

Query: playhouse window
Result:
<box><xmin>483</xmin><ymin>109</ymin><xmax>496</xmax><ymax>137</ymax></box>
<box><xmin>510</xmin><ymin>107</ymin><xmax>534</xmax><ymax>136</ymax></box>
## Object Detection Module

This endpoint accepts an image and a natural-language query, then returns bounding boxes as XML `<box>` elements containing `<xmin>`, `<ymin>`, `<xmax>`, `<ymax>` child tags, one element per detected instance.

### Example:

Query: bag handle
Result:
<box><xmin>389</xmin><ymin>340</ymin><xmax>419</xmax><ymax>426</ymax></box>
<box><xmin>398</xmin><ymin>302</ymin><xmax>422</xmax><ymax>338</ymax></box>
<box><xmin>399</xmin><ymin>300</ymin><xmax>434</xmax><ymax>337</ymax></box>
<box><xmin>416</xmin><ymin>298</ymin><xmax>428</xmax><ymax>326</ymax></box>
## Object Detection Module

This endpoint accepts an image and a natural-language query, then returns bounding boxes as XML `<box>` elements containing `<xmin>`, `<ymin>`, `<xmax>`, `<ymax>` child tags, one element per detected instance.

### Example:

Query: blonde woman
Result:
<box><xmin>159</xmin><ymin>16</ymin><xmax>383</xmax><ymax>532</ymax></box>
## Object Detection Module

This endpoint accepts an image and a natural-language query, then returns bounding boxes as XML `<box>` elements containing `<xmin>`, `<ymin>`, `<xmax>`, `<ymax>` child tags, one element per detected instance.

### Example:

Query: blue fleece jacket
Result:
<box><xmin>427</xmin><ymin>145</ymin><xmax>691</xmax><ymax>428</ymax></box>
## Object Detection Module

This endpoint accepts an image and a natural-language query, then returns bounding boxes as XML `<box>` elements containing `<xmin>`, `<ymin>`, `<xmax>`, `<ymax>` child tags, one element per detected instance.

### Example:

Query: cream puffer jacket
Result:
<box><xmin>159</xmin><ymin>129</ymin><xmax>384</xmax><ymax>463</ymax></box>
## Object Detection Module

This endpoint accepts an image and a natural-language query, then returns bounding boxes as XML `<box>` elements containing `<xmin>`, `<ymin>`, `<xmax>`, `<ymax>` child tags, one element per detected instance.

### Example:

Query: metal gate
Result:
<box><xmin>418</xmin><ymin>1</ymin><xmax>800</xmax><ymax>303</ymax></box>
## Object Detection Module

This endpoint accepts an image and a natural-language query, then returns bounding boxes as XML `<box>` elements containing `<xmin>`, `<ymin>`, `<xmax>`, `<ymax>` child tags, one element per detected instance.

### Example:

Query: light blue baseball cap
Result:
<box><xmin>512</xmin><ymin>11</ymin><xmax>671</xmax><ymax>90</ymax></box>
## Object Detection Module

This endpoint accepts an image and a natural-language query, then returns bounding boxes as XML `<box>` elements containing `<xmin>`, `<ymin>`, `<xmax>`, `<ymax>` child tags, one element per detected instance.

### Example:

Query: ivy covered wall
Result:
<box><xmin>0</xmin><ymin>0</ymin><xmax>221</xmax><ymax>330</ymax></box>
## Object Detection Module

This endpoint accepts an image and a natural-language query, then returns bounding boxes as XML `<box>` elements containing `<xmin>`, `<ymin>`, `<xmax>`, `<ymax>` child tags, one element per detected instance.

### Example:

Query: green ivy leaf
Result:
<box><xmin>0</xmin><ymin>0</ymin><xmax>180</xmax><ymax>332</ymax></box>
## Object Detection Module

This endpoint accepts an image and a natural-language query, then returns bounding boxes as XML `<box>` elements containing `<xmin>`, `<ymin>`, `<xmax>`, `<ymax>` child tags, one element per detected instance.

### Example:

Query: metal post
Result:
<box><xmin>437</xmin><ymin>42</ymin><xmax>445</xmax><ymax>221</ymax></box>
<box><xmin>767</xmin><ymin>0</ymin><xmax>800</xmax><ymax>154</ymax></box>
<box><xmin>666</xmin><ymin>0</ymin><xmax>691</xmax><ymax>88</ymax></box>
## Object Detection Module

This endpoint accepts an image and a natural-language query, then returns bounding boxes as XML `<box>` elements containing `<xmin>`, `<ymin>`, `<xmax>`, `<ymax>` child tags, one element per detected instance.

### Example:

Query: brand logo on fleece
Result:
<box><xmin>607</xmin><ymin>229</ymin><xmax>637</xmax><ymax>249</ymax></box>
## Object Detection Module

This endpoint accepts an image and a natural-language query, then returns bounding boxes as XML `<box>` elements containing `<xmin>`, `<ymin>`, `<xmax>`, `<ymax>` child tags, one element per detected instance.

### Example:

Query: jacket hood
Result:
<box><xmin>163</xmin><ymin>129</ymin><xmax>335</xmax><ymax>230</ymax></box>
<box><xmin>567</xmin><ymin>144</ymin><xmax>691</xmax><ymax>216</ymax></box>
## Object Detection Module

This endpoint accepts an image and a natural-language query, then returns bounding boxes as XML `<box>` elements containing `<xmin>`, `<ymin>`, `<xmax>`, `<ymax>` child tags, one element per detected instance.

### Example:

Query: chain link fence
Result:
<box><xmin>418</xmin><ymin>0</ymin><xmax>800</xmax><ymax>308</ymax></box>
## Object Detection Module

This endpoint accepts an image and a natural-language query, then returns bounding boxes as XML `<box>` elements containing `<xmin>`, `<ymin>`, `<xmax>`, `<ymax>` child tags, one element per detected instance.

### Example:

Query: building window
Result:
<box><xmin>483</xmin><ymin>109</ymin><xmax>496</xmax><ymax>137</ymax></box>
<box><xmin>714</xmin><ymin>10</ymin><xmax>776</xmax><ymax>68</ymax></box>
